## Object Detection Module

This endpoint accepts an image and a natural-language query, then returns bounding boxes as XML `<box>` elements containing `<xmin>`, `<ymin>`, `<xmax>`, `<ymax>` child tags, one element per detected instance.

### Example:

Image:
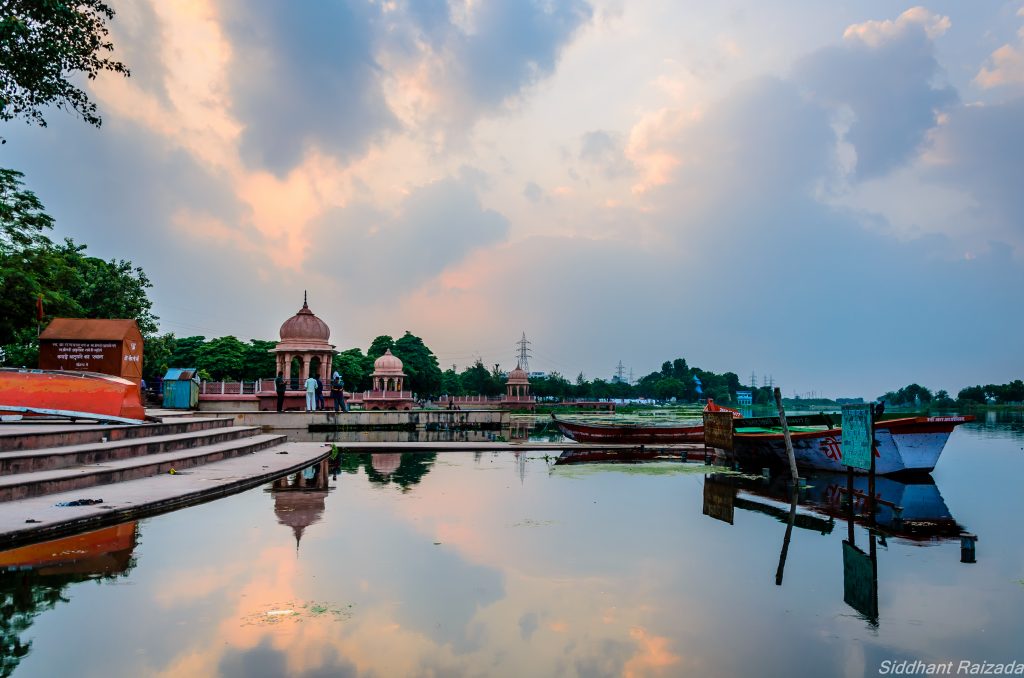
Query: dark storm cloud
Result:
<box><xmin>663</xmin><ymin>76</ymin><xmax>835</xmax><ymax>202</ymax></box>
<box><xmin>452</xmin><ymin>0</ymin><xmax>593</xmax><ymax>108</ymax></box>
<box><xmin>794</xmin><ymin>20</ymin><xmax>957</xmax><ymax>180</ymax></box>
<box><xmin>222</xmin><ymin>0</ymin><xmax>397</xmax><ymax>175</ymax></box>
<box><xmin>927</xmin><ymin>96</ymin><xmax>1024</xmax><ymax>236</ymax></box>
<box><xmin>310</xmin><ymin>173</ymin><xmax>509</xmax><ymax>299</ymax></box>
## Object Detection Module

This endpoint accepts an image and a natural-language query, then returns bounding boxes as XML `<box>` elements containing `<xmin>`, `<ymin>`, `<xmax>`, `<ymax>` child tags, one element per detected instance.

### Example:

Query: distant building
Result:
<box><xmin>736</xmin><ymin>390</ymin><xmax>753</xmax><ymax>405</ymax></box>
<box><xmin>529</xmin><ymin>371</ymin><xmax>547</xmax><ymax>379</ymax></box>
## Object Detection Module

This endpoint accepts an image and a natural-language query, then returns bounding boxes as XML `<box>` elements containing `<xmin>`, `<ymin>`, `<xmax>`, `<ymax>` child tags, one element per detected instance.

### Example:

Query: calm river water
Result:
<box><xmin>1</xmin><ymin>412</ymin><xmax>1022</xmax><ymax>677</ymax></box>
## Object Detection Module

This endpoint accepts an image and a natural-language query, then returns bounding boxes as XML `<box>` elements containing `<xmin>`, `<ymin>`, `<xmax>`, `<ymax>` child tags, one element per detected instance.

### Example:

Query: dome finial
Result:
<box><xmin>303</xmin><ymin>290</ymin><xmax>308</xmax><ymax>308</ymax></box>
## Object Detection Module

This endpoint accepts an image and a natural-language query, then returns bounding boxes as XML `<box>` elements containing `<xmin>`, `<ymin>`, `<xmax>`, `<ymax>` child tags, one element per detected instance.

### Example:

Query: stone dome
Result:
<box><xmin>279</xmin><ymin>296</ymin><xmax>330</xmax><ymax>343</ymax></box>
<box><xmin>506</xmin><ymin>365</ymin><xmax>530</xmax><ymax>384</ymax></box>
<box><xmin>373</xmin><ymin>349</ymin><xmax>405</xmax><ymax>375</ymax></box>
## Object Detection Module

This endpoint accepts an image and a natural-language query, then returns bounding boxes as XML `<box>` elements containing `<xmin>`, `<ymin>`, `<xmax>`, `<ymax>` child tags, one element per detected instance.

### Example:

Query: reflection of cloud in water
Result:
<box><xmin>218</xmin><ymin>638</ymin><xmax>357</xmax><ymax>678</ymax></box>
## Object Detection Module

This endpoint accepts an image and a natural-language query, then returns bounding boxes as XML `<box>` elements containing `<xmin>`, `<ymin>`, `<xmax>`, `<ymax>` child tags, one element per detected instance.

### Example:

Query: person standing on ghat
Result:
<box><xmin>275</xmin><ymin>371</ymin><xmax>286</xmax><ymax>412</ymax></box>
<box><xmin>304</xmin><ymin>373</ymin><xmax>318</xmax><ymax>412</ymax></box>
<box><xmin>332</xmin><ymin>371</ymin><xmax>347</xmax><ymax>412</ymax></box>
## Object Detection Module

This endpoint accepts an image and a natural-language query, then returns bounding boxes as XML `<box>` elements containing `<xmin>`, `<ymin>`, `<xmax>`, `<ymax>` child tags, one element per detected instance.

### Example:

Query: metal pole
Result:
<box><xmin>773</xmin><ymin>387</ymin><xmax>799</xmax><ymax>484</ymax></box>
<box><xmin>868</xmin><ymin>408</ymin><xmax>876</xmax><ymax>526</ymax></box>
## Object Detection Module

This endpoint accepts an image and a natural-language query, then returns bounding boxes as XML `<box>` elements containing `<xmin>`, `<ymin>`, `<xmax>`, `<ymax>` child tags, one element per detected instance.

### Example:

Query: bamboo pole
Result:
<box><xmin>773</xmin><ymin>387</ymin><xmax>799</xmax><ymax>484</ymax></box>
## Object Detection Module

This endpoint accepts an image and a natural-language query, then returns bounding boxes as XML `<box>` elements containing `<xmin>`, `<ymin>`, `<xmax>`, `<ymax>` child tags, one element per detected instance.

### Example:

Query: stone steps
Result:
<box><xmin>0</xmin><ymin>416</ymin><xmax>234</xmax><ymax>453</ymax></box>
<box><xmin>0</xmin><ymin>425</ymin><xmax>262</xmax><ymax>475</ymax></box>
<box><xmin>0</xmin><ymin>433</ymin><xmax>285</xmax><ymax>502</ymax></box>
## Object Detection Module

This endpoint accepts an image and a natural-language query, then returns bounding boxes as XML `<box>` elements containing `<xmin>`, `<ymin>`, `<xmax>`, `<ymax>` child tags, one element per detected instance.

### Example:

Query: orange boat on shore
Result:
<box><xmin>0</xmin><ymin>369</ymin><xmax>146</xmax><ymax>423</ymax></box>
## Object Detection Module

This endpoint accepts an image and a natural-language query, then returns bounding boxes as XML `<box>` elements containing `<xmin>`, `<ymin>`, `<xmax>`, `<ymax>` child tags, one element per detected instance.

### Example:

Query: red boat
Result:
<box><xmin>0</xmin><ymin>368</ymin><xmax>146</xmax><ymax>423</ymax></box>
<box><xmin>552</xmin><ymin>400</ymin><xmax>741</xmax><ymax>445</ymax></box>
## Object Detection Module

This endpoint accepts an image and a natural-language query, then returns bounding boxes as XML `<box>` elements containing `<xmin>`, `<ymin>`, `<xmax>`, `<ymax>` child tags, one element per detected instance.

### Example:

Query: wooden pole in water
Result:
<box><xmin>774</xmin><ymin>387</ymin><xmax>799</xmax><ymax>484</ymax></box>
<box><xmin>868</xmin><ymin>407</ymin><xmax>876</xmax><ymax>526</ymax></box>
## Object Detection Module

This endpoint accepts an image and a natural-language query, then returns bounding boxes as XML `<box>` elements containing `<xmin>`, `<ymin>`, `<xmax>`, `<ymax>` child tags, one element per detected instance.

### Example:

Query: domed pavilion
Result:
<box><xmin>271</xmin><ymin>292</ymin><xmax>335</xmax><ymax>387</ymax></box>
<box><xmin>364</xmin><ymin>349</ymin><xmax>414</xmax><ymax>410</ymax></box>
<box><xmin>502</xmin><ymin>363</ymin><xmax>536</xmax><ymax>410</ymax></box>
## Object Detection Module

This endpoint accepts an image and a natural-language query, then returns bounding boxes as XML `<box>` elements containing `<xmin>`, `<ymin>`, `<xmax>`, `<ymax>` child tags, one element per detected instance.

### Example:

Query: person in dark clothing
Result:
<box><xmin>315</xmin><ymin>376</ymin><xmax>325</xmax><ymax>410</ymax></box>
<box><xmin>275</xmin><ymin>371</ymin><xmax>286</xmax><ymax>412</ymax></box>
<box><xmin>331</xmin><ymin>372</ymin><xmax>347</xmax><ymax>412</ymax></box>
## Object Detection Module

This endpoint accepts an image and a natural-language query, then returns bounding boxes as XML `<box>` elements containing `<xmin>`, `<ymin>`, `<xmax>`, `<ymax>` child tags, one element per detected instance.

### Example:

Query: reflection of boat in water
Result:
<box><xmin>730</xmin><ymin>415</ymin><xmax>975</xmax><ymax>475</ymax></box>
<box><xmin>554</xmin><ymin>447</ymin><xmax>710</xmax><ymax>465</ymax></box>
<box><xmin>706</xmin><ymin>471</ymin><xmax>964</xmax><ymax>542</ymax></box>
<box><xmin>0</xmin><ymin>368</ymin><xmax>146</xmax><ymax>423</ymax></box>
<box><xmin>0</xmin><ymin>522</ymin><xmax>138</xmax><ymax>574</ymax></box>
<box><xmin>551</xmin><ymin>400</ymin><xmax>739</xmax><ymax>445</ymax></box>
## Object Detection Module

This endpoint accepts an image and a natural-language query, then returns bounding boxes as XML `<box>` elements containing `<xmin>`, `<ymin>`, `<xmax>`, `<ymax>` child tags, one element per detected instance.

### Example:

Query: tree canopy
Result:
<box><xmin>0</xmin><ymin>170</ymin><xmax>157</xmax><ymax>366</ymax></box>
<box><xmin>0</xmin><ymin>0</ymin><xmax>129</xmax><ymax>136</ymax></box>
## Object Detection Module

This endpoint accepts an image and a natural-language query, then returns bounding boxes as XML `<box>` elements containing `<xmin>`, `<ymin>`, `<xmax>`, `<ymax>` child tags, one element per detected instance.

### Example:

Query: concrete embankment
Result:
<box><xmin>0</xmin><ymin>416</ymin><xmax>328</xmax><ymax>549</ymax></box>
<box><xmin>195</xmin><ymin>408</ymin><xmax>510</xmax><ymax>431</ymax></box>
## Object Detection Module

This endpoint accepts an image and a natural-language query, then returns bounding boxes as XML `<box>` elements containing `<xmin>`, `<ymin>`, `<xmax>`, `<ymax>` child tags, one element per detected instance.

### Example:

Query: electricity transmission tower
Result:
<box><xmin>515</xmin><ymin>332</ymin><xmax>532</xmax><ymax>371</ymax></box>
<box><xmin>615</xmin><ymin>360</ymin><xmax>626</xmax><ymax>382</ymax></box>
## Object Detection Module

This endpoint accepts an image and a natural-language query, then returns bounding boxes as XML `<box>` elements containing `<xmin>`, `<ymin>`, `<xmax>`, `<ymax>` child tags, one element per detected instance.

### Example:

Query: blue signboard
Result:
<box><xmin>841</xmin><ymin>403</ymin><xmax>873</xmax><ymax>470</ymax></box>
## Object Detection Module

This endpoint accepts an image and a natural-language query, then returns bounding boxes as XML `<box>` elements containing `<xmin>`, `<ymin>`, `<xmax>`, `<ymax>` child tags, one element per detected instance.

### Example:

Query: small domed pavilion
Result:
<box><xmin>271</xmin><ymin>292</ymin><xmax>335</xmax><ymax>387</ymax></box>
<box><xmin>364</xmin><ymin>349</ymin><xmax>414</xmax><ymax>410</ymax></box>
<box><xmin>502</xmin><ymin>363</ymin><xmax>536</xmax><ymax>410</ymax></box>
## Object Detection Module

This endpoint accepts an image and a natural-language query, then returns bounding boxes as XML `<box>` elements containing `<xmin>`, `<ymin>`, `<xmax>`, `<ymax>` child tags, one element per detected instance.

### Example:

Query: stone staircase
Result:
<box><xmin>0</xmin><ymin>417</ymin><xmax>286</xmax><ymax>503</ymax></box>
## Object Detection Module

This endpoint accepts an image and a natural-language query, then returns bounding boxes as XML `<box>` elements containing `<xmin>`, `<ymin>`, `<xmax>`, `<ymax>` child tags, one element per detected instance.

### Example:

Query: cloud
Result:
<box><xmin>925</xmin><ymin>97</ymin><xmax>1024</xmax><ymax>240</ymax></box>
<box><xmin>842</xmin><ymin>7</ymin><xmax>951</xmax><ymax>48</ymax></box>
<box><xmin>309</xmin><ymin>173</ymin><xmax>510</xmax><ymax>300</ymax></box>
<box><xmin>579</xmin><ymin>130</ymin><xmax>633</xmax><ymax>178</ymax></box>
<box><xmin>221</xmin><ymin>1</ymin><xmax>397</xmax><ymax>174</ymax></box>
<box><xmin>974</xmin><ymin>11</ymin><xmax>1024</xmax><ymax>89</ymax></box>
<box><xmin>796</xmin><ymin>8</ymin><xmax>957</xmax><ymax>179</ymax></box>
<box><xmin>379</xmin><ymin>0</ymin><xmax>593</xmax><ymax>137</ymax></box>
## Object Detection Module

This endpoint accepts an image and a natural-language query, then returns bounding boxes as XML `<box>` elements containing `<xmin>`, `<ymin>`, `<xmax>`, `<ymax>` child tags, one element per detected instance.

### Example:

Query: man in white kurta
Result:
<box><xmin>304</xmin><ymin>375</ymin><xmax>318</xmax><ymax>411</ymax></box>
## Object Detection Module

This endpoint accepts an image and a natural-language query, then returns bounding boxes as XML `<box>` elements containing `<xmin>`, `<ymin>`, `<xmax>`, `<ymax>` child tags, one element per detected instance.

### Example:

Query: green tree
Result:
<box><xmin>0</xmin><ymin>170</ymin><xmax>159</xmax><ymax>364</ymax></box>
<box><xmin>143</xmin><ymin>332</ymin><xmax>176</xmax><ymax>381</ymax></box>
<box><xmin>0</xmin><ymin>0</ymin><xmax>129</xmax><ymax>136</ymax></box>
<box><xmin>957</xmin><ymin>385</ymin><xmax>986</xmax><ymax>404</ymax></box>
<box><xmin>242</xmin><ymin>339</ymin><xmax>277</xmax><ymax>380</ymax></box>
<box><xmin>195</xmin><ymin>336</ymin><xmax>247</xmax><ymax>380</ymax></box>
<box><xmin>393</xmin><ymin>331</ymin><xmax>442</xmax><ymax>397</ymax></box>
<box><xmin>461</xmin><ymin>359</ymin><xmax>499</xmax><ymax>396</ymax></box>
<box><xmin>169</xmin><ymin>336</ymin><xmax>206</xmax><ymax>368</ymax></box>
<box><xmin>653</xmin><ymin>377</ymin><xmax>684</xmax><ymax>401</ymax></box>
<box><xmin>333</xmin><ymin>348</ymin><xmax>369</xmax><ymax>391</ymax></box>
<box><xmin>367</xmin><ymin>335</ymin><xmax>395</xmax><ymax>361</ymax></box>
<box><xmin>0</xmin><ymin>168</ymin><xmax>56</xmax><ymax>345</ymax></box>
<box><xmin>440</xmin><ymin>366</ymin><xmax>464</xmax><ymax>396</ymax></box>
<box><xmin>55</xmin><ymin>240</ymin><xmax>157</xmax><ymax>334</ymax></box>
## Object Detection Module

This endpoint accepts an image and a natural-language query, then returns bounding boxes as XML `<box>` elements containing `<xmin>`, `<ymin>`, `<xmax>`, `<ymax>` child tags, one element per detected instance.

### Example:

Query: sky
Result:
<box><xmin>4</xmin><ymin>0</ymin><xmax>1024</xmax><ymax>399</ymax></box>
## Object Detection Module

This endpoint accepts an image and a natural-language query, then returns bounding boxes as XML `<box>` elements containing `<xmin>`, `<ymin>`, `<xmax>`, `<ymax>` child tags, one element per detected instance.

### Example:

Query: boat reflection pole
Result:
<box><xmin>773</xmin><ymin>387</ymin><xmax>799</xmax><ymax>486</ymax></box>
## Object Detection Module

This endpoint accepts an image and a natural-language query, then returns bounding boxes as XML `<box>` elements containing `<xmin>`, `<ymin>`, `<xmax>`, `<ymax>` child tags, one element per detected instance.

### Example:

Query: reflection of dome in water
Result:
<box><xmin>372</xmin><ymin>349</ymin><xmax>404</xmax><ymax>376</ymax></box>
<box><xmin>371</xmin><ymin>453</ymin><xmax>401</xmax><ymax>476</ymax></box>
<box><xmin>279</xmin><ymin>297</ymin><xmax>331</xmax><ymax>343</ymax></box>
<box><xmin>274</xmin><ymin>491</ymin><xmax>327</xmax><ymax>550</ymax></box>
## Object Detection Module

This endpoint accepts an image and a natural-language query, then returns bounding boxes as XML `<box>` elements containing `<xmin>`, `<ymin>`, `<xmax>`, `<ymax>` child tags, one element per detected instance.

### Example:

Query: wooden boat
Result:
<box><xmin>728</xmin><ymin>415</ymin><xmax>974</xmax><ymax>475</ymax></box>
<box><xmin>0</xmin><ymin>368</ymin><xmax>146</xmax><ymax>423</ymax></box>
<box><xmin>552</xmin><ymin>399</ymin><xmax>741</xmax><ymax>445</ymax></box>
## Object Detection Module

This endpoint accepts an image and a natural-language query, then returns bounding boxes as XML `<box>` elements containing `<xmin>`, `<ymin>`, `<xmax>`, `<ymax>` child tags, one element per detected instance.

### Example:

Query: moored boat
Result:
<box><xmin>551</xmin><ymin>399</ymin><xmax>740</xmax><ymax>445</ymax></box>
<box><xmin>729</xmin><ymin>415</ymin><xmax>974</xmax><ymax>475</ymax></box>
<box><xmin>0</xmin><ymin>368</ymin><xmax>146</xmax><ymax>423</ymax></box>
